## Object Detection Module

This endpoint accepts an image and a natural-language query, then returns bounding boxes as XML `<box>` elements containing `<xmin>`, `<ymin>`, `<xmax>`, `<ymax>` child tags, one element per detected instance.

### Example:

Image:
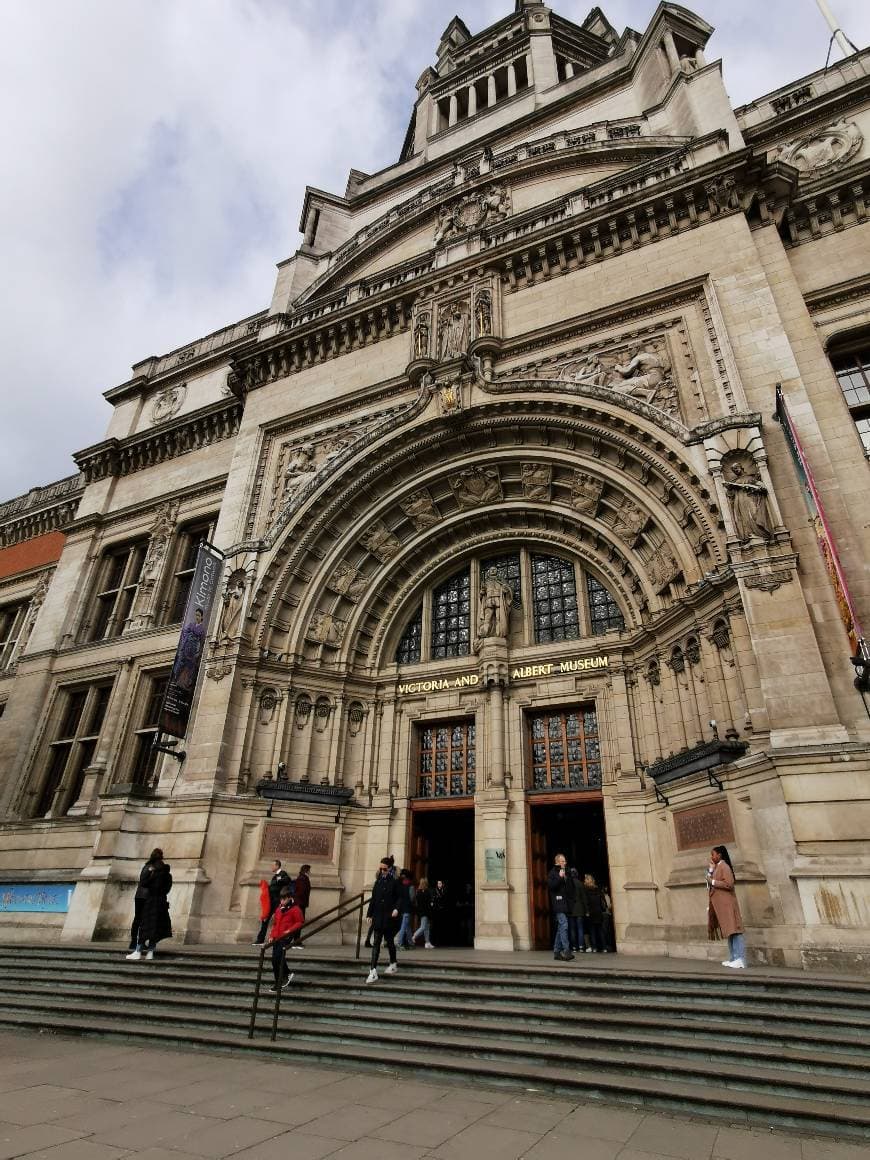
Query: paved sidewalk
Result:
<box><xmin>0</xmin><ymin>1030</ymin><xmax>867</xmax><ymax>1160</ymax></box>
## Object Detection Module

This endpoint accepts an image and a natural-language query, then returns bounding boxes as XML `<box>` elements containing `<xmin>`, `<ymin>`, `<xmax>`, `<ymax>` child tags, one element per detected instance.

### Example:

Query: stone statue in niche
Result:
<box><xmin>449</xmin><ymin>465</ymin><xmax>502</xmax><ymax>509</ymax></box>
<box><xmin>151</xmin><ymin>384</ymin><xmax>187</xmax><ymax>424</ymax></box>
<box><xmin>359</xmin><ymin>522</ymin><xmax>401</xmax><ymax>562</ymax></box>
<box><xmin>140</xmin><ymin>501</ymin><xmax>178</xmax><ymax>582</ymax></box>
<box><xmin>327</xmin><ymin>561</ymin><xmax>368</xmax><ymax>602</ymax></box>
<box><xmin>612</xmin><ymin>501</ymin><xmax>647</xmax><ymax>543</ymax></box>
<box><xmin>722</xmin><ymin>453</ymin><xmax>774</xmax><ymax>543</ymax></box>
<box><xmin>679</xmin><ymin>53</ymin><xmax>698</xmax><ymax>74</ymax></box>
<box><xmin>647</xmin><ymin>547</ymin><xmax>680</xmax><ymax>592</ymax></box>
<box><xmin>570</xmin><ymin>471</ymin><xmax>603</xmax><ymax>515</ymax></box>
<box><xmin>413</xmin><ymin>311</ymin><xmax>431</xmax><ymax>359</ymax></box>
<box><xmin>477</xmin><ymin>568</ymin><xmax>513</xmax><ymax>641</ymax></box>
<box><xmin>218</xmin><ymin>571</ymin><xmax>246</xmax><ymax>642</ymax></box>
<box><xmin>282</xmin><ymin>444</ymin><xmax>318</xmax><ymax>500</ymax></box>
<box><xmin>400</xmin><ymin>489</ymin><xmax>441</xmax><ymax>530</ymax></box>
<box><xmin>522</xmin><ymin>463</ymin><xmax>552</xmax><ymax>501</ymax></box>
<box><xmin>778</xmin><ymin>119</ymin><xmax>863</xmax><ymax>175</ymax></box>
<box><xmin>307</xmin><ymin>612</ymin><xmax>345</xmax><ymax>647</ymax></box>
<box><xmin>474</xmin><ymin>289</ymin><xmax>493</xmax><ymax>337</ymax></box>
<box><xmin>438</xmin><ymin>305</ymin><xmax>470</xmax><ymax>361</ymax></box>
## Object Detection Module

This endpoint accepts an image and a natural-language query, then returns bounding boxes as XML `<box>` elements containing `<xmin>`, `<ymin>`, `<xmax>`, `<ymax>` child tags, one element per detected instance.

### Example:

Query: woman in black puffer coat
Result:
<box><xmin>126</xmin><ymin>849</ymin><xmax>172</xmax><ymax>961</ymax></box>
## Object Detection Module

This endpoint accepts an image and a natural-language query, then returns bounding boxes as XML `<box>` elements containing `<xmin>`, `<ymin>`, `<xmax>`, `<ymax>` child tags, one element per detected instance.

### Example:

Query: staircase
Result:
<box><xmin>0</xmin><ymin>945</ymin><xmax>869</xmax><ymax>1141</ymax></box>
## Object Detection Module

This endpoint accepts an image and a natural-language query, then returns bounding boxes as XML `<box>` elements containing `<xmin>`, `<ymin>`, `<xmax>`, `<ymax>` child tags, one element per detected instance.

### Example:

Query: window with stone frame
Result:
<box><xmin>830</xmin><ymin>340</ymin><xmax>870</xmax><ymax>455</ymax></box>
<box><xmin>586</xmin><ymin>573</ymin><xmax>625</xmax><ymax>635</ymax></box>
<box><xmin>86</xmin><ymin>540</ymin><xmax>148</xmax><ymax>641</ymax></box>
<box><xmin>396</xmin><ymin>604</ymin><xmax>423</xmax><ymax>665</ymax></box>
<box><xmin>128</xmin><ymin>672</ymin><xmax>170</xmax><ymax>790</ymax></box>
<box><xmin>415</xmin><ymin>719</ymin><xmax>476</xmax><ymax>798</ymax></box>
<box><xmin>0</xmin><ymin>601</ymin><xmax>29</xmax><ymax>670</ymax></box>
<box><xmin>32</xmin><ymin>680</ymin><xmax>114</xmax><ymax>817</ymax></box>
<box><xmin>527</xmin><ymin>706</ymin><xmax>601</xmax><ymax>791</ymax></box>
<box><xmin>163</xmin><ymin>517</ymin><xmax>218</xmax><ymax>625</ymax></box>
<box><xmin>531</xmin><ymin>554</ymin><xmax>580</xmax><ymax>643</ymax></box>
<box><xmin>431</xmin><ymin>567</ymin><xmax>471</xmax><ymax>659</ymax></box>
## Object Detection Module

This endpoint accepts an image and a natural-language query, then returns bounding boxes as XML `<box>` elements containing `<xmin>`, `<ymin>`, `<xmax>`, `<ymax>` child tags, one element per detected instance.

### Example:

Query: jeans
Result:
<box><xmin>271</xmin><ymin>940</ymin><xmax>290</xmax><ymax>985</ymax></box>
<box><xmin>552</xmin><ymin>912</ymin><xmax>570</xmax><ymax>955</ymax></box>
<box><xmin>412</xmin><ymin>916</ymin><xmax>431</xmax><ymax>944</ymax></box>
<box><xmin>396</xmin><ymin>913</ymin><xmax>414</xmax><ymax>948</ymax></box>
<box><xmin>567</xmin><ymin>915</ymin><xmax>585</xmax><ymax>951</ymax></box>
<box><xmin>728</xmin><ymin>932</ymin><xmax>746</xmax><ymax>962</ymax></box>
<box><xmin>370</xmin><ymin>927</ymin><xmax>397</xmax><ymax>971</ymax></box>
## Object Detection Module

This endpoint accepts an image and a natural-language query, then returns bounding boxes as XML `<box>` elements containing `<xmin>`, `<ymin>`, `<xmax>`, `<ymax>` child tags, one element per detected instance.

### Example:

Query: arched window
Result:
<box><xmin>829</xmin><ymin>337</ymin><xmax>870</xmax><ymax>455</ymax></box>
<box><xmin>396</xmin><ymin>604</ymin><xmax>422</xmax><ymax>664</ymax></box>
<box><xmin>531</xmin><ymin>554</ymin><xmax>579</xmax><ymax>643</ymax></box>
<box><xmin>431</xmin><ymin>567</ymin><xmax>470</xmax><ymax>658</ymax></box>
<box><xmin>586</xmin><ymin>574</ymin><xmax>625</xmax><ymax>635</ymax></box>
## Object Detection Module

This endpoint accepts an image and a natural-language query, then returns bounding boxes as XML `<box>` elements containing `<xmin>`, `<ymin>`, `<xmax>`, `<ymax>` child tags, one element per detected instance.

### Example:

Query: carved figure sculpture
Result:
<box><xmin>450</xmin><ymin>466</ymin><xmax>502</xmax><ymax>509</ymax></box>
<box><xmin>522</xmin><ymin>463</ymin><xmax>552</xmax><ymax>501</ymax></box>
<box><xmin>321</xmin><ymin>435</ymin><xmax>354</xmax><ymax>467</ymax></box>
<box><xmin>328</xmin><ymin>561</ymin><xmax>368</xmax><ymax>602</ymax></box>
<box><xmin>609</xmin><ymin>346</ymin><xmax>670</xmax><ymax>404</ymax></box>
<box><xmin>474</xmin><ymin>290</ymin><xmax>493</xmax><ymax>337</ymax></box>
<box><xmin>218</xmin><ymin>572</ymin><xmax>246</xmax><ymax>641</ymax></box>
<box><xmin>152</xmin><ymin>385</ymin><xmax>186</xmax><ymax>424</ymax></box>
<box><xmin>678</xmin><ymin>53</ymin><xmax>698</xmax><ymax>74</ymax></box>
<box><xmin>413</xmin><ymin>312</ymin><xmax>431</xmax><ymax>359</ymax></box>
<box><xmin>571</xmin><ymin>471</ymin><xmax>603</xmax><ymax>515</ymax></box>
<box><xmin>722</xmin><ymin>454</ymin><xmax>774</xmax><ymax>542</ymax></box>
<box><xmin>704</xmin><ymin>176</ymin><xmax>740</xmax><ymax>215</ymax></box>
<box><xmin>434</xmin><ymin>205</ymin><xmax>457</xmax><ymax>246</ymax></box>
<box><xmin>360</xmin><ymin>522</ymin><xmax>401</xmax><ymax>562</ymax></box>
<box><xmin>438</xmin><ymin>306</ymin><xmax>470</xmax><ymax>361</ymax></box>
<box><xmin>400</xmin><ymin>489</ymin><xmax>441</xmax><ymax>530</ymax></box>
<box><xmin>282</xmin><ymin>445</ymin><xmax>317</xmax><ymax>500</ymax></box>
<box><xmin>477</xmin><ymin>568</ymin><xmax>513</xmax><ymax>641</ymax></box>
<box><xmin>647</xmin><ymin>548</ymin><xmax>680</xmax><ymax>591</ymax></box>
<box><xmin>612</xmin><ymin>501</ymin><xmax>647</xmax><ymax>543</ymax></box>
<box><xmin>308</xmin><ymin>612</ymin><xmax>345</xmax><ymax>647</ymax></box>
<box><xmin>778</xmin><ymin>119</ymin><xmax>863</xmax><ymax>175</ymax></box>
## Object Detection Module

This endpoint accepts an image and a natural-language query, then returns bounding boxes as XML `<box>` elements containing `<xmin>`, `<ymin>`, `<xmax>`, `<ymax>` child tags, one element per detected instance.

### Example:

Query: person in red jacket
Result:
<box><xmin>264</xmin><ymin>887</ymin><xmax>304</xmax><ymax>991</ymax></box>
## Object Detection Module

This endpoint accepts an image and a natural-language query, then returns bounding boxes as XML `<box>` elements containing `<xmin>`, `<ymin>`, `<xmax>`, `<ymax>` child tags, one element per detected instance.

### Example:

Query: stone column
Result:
<box><xmin>487</xmin><ymin>74</ymin><xmax>497</xmax><ymax>107</ymax></box>
<box><xmin>565</xmin><ymin>60</ymin><xmax>575</xmax><ymax>78</ymax></box>
<box><xmin>662</xmin><ymin>29</ymin><xmax>681</xmax><ymax>73</ymax></box>
<box><xmin>448</xmin><ymin>92</ymin><xmax>458</xmax><ymax>127</ymax></box>
<box><xmin>467</xmin><ymin>84</ymin><xmax>477</xmax><ymax>117</ymax></box>
<box><xmin>430</xmin><ymin>98</ymin><xmax>441</xmax><ymax>136</ymax></box>
<box><xmin>507</xmin><ymin>62</ymin><xmax>517</xmax><ymax>97</ymax></box>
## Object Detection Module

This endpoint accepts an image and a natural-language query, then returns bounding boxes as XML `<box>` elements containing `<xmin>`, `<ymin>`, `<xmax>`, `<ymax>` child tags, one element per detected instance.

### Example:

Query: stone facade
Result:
<box><xmin>0</xmin><ymin>1</ymin><xmax>869</xmax><ymax>970</ymax></box>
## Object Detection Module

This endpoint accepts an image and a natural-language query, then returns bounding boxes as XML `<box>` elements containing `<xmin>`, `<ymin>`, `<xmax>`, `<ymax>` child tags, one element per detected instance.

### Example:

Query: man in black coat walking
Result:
<box><xmin>366</xmin><ymin>856</ymin><xmax>401</xmax><ymax>983</ymax></box>
<box><xmin>254</xmin><ymin>860</ymin><xmax>291</xmax><ymax>945</ymax></box>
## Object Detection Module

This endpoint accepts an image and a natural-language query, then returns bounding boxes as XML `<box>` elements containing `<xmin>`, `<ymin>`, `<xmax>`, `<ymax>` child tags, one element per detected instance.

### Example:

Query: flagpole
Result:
<box><xmin>814</xmin><ymin>0</ymin><xmax>855</xmax><ymax>58</ymax></box>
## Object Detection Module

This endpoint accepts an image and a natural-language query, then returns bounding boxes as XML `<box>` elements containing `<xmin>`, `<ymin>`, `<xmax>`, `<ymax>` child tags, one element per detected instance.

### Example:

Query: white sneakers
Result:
<box><xmin>125</xmin><ymin>950</ymin><xmax>141</xmax><ymax>961</ymax></box>
<box><xmin>385</xmin><ymin>962</ymin><xmax>398</xmax><ymax>974</ymax></box>
<box><xmin>366</xmin><ymin>962</ymin><xmax>398</xmax><ymax>983</ymax></box>
<box><xmin>721</xmin><ymin>959</ymin><xmax>733</xmax><ymax>966</ymax></box>
<box><xmin>144</xmin><ymin>950</ymin><xmax>154</xmax><ymax>961</ymax></box>
<box><xmin>725</xmin><ymin>958</ymin><xmax>747</xmax><ymax>969</ymax></box>
<box><xmin>424</xmin><ymin>942</ymin><xmax>435</xmax><ymax>949</ymax></box>
<box><xmin>366</xmin><ymin>969</ymin><xmax>378</xmax><ymax>984</ymax></box>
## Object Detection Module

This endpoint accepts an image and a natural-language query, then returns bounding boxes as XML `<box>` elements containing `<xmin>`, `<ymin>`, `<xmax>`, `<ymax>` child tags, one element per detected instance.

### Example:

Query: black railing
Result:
<box><xmin>248</xmin><ymin>891</ymin><xmax>369</xmax><ymax>1041</ymax></box>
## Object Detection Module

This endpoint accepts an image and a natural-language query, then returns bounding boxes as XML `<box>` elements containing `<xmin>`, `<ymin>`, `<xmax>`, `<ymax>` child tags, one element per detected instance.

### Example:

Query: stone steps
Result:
<box><xmin>1</xmin><ymin>946</ymin><xmax>868</xmax><ymax>1140</ymax></box>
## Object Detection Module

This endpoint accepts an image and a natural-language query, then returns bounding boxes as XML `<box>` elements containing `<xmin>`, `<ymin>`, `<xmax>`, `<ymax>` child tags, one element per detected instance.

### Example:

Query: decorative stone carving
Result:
<box><xmin>710</xmin><ymin>620</ymin><xmax>730</xmax><ymax>650</ymax></box>
<box><xmin>449</xmin><ymin>465</ymin><xmax>503</xmax><ymax>509</ymax></box>
<box><xmin>327</xmin><ymin>561</ymin><xmax>368</xmax><ymax>602</ymax></box>
<box><xmin>645</xmin><ymin>659</ymin><xmax>661</xmax><ymax>686</ymax></box>
<box><xmin>433</xmin><ymin>183</ymin><xmax>510</xmax><ymax>247</ymax></box>
<box><xmin>400</xmin><ymin>489</ymin><xmax>441</xmax><ymax>530</ymax></box>
<box><xmin>437</xmin><ymin>376</ymin><xmax>463</xmax><ymax>416</ymax></box>
<box><xmin>258</xmin><ymin>689</ymin><xmax>278</xmax><ymax>726</ymax></box>
<box><xmin>679</xmin><ymin>53</ymin><xmax>698</xmax><ymax>74</ymax></box>
<box><xmin>744</xmin><ymin>568</ymin><xmax>793</xmax><ymax>593</ymax></box>
<box><xmin>359</xmin><ymin>522</ymin><xmax>401</xmax><ymax>562</ymax></box>
<box><xmin>314</xmin><ymin>696</ymin><xmax>332</xmax><ymax>732</ymax></box>
<box><xmin>647</xmin><ymin>547</ymin><xmax>680</xmax><ymax>592</ymax></box>
<box><xmin>778</xmin><ymin>119</ymin><xmax>863</xmax><ymax>175</ymax></box>
<box><xmin>307</xmin><ymin>612</ymin><xmax>345</xmax><ymax>647</ymax></box>
<box><xmin>685</xmin><ymin>637</ymin><xmax>701</xmax><ymax>665</ymax></box>
<box><xmin>570</xmin><ymin>471</ymin><xmax>603</xmax><ymax>515</ymax></box>
<box><xmin>347</xmin><ymin>701</ymin><xmax>366</xmax><ymax>736</ymax></box>
<box><xmin>16</xmin><ymin>573</ymin><xmax>50</xmax><ymax>656</ymax></box>
<box><xmin>437</xmin><ymin>303</ymin><xmax>471</xmax><ymax>361</ymax></box>
<box><xmin>722</xmin><ymin>452</ymin><xmax>774</xmax><ymax>542</ymax></box>
<box><xmin>218</xmin><ymin>570</ymin><xmax>246</xmax><ymax>642</ymax></box>
<box><xmin>151</xmin><ymin>384</ymin><xmax>187</xmax><ymax>424</ymax></box>
<box><xmin>294</xmin><ymin>695</ymin><xmax>313</xmax><ymax>728</ymax></box>
<box><xmin>522</xmin><ymin>463</ymin><xmax>552</xmax><ymax>501</ymax></box>
<box><xmin>413</xmin><ymin>310</ymin><xmax>432</xmax><ymax>359</ymax></box>
<box><xmin>610</xmin><ymin>344</ymin><xmax>673</xmax><ymax>406</ymax></box>
<box><xmin>476</xmin><ymin>568</ymin><xmax>513</xmax><ymax>641</ymax></box>
<box><xmin>140</xmin><ymin>501</ymin><xmax>179</xmax><ymax>583</ymax></box>
<box><xmin>281</xmin><ymin>445</ymin><xmax>318</xmax><ymax>501</ymax></box>
<box><xmin>704</xmin><ymin>176</ymin><xmax>740</xmax><ymax>215</ymax></box>
<box><xmin>474</xmin><ymin>289</ymin><xmax>493</xmax><ymax>337</ymax></box>
<box><xmin>612</xmin><ymin>500</ymin><xmax>647</xmax><ymax>544</ymax></box>
<box><xmin>544</xmin><ymin>337</ymin><xmax>680</xmax><ymax>417</ymax></box>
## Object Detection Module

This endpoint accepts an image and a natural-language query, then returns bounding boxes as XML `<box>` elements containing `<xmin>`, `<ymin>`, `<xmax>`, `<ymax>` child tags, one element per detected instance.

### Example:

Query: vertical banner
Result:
<box><xmin>159</xmin><ymin>542</ymin><xmax>224</xmax><ymax>739</ymax></box>
<box><xmin>775</xmin><ymin>385</ymin><xmax>865</xmax><ymax>656</ymax></box>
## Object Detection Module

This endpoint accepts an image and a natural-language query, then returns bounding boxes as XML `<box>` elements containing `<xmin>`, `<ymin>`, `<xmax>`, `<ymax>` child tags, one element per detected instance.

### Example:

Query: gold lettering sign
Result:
<box><xmin>260</xmin><ymin>824</ymin><xmax>334</xmax><ymax>861</ymax></box>
<box><xmin>396</xmin><ymin>656</ymin><xmax>609</xmax><ymax>695</ymax></box>
<box><xmin>673</xmin><ymin>802</ymin><xmax>735</xmax><ymax>852</ymax></box>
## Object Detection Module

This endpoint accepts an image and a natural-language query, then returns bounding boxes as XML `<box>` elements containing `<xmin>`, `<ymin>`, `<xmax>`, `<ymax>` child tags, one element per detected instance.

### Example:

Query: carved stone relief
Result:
<box><xmin>359</xmin><ymin>522</ymin><xmax>402</xmax><ymax>562</ymax></box>
<box><xmin>570</xmin><ymin>471</ymin><xmax>603</xmax><ymax>515</ymax></box>
<box><xmin>433</xmin><ymin>183</ymin><xmax>510</xmax><ymax>247</ymax></box>
<box><xmin>258</xmin><ymin>689</ymin><xmax>278</xmax><ymax>726</ymax></box>
<box><xmin>327</xmin><ymin>561</ymin><xmax>368</xmax><ymax>602</ymax></box>
<box><xmin>314</xmin><ymin>696</ymin><xmax>332</xmax><ymax>732</ymax></box>
<box><xmin>151</xmin><ymin>384</ymin><xmax>187</xmax><ymax>424</ymax></box>
<box><xmin>522</xmin><ymin>463</ymin><xmax>552</xmax><ymax>501</ymax></box>
<box><xmin>646</xmin><ymin>547</ymin><xmax>680</xmax><ymax>592</ymax></box>
<box><xmin>721</xmin><ymin>451</ymin><xmax>774</xmax><ymax>543</ymax></box>
<box><xmin>449</xmin><ymin>465</ymin><xmax>503</xmax><ymax>509</ymax></box>
<box><xmin>611</xmin><ymin>500</ymin><xmax>647</xmax><ymax>544</ymax></box>
<box><xmin>704</xmin><ymin>176</ymin><xmax>740</xmax><ymax>215</ymax></box>
<box><xmin>777</xmin><ymin>119</ymin><xmax>863</xmax><ymax>175</ymax></box>
<box><xmin>400</xmin><ymin>489</ymin><xmax>441</xmax><ymax>530</ymax></box>
<box><xmin>347</xmin><ymin>701</ymin><xmax>366</xmax><ymax>736</ymax></box>
<box><xmin>536</xmin><ymin>335</ymin><xmax>681</xmax><ymax>418</ymax></box>
<box><xmin>294</xmin><ymin>694</ymin><xmax>313</xmax><ymax>728</ymax></box>
<box><xmin>307</xmin><ymin>612</ymin><xmax>345</xmax><ymax>647</ymax></box>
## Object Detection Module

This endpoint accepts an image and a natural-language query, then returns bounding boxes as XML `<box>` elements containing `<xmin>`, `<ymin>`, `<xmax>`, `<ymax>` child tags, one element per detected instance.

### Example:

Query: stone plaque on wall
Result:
<box><xmin>260</xmin><ymin>823</ymin><xmax>334</xmax><ymax>861</ymax></box>
<box><xmin>484</xmin><ymin>847</ymin><xmax>506</xmax><ymax>883</ymax></box>
<box><xmin>673</xmin><ymin>801</ymin><xmax>735</xmax><ymax>851</ymax></box>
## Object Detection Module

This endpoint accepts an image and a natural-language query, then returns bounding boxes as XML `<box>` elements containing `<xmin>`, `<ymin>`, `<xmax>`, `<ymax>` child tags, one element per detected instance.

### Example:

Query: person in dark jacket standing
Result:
<box><xmin>568</xmin><ymin>868</ymin><xmax>589</xmax><ymax>953</ymax></box>
<box><xmin>366</xmin><ymin>856</ymin><xmax>401</xmax><ymax>983</ymax></box>
<box><xmin>412</xmin><ymin>877</ymin><xmax>435</xmax><ymax>948</ymax></box>
<box><xmin>293</xmin><ymin>864</ymin><xmax>311</xmax><ymax>915</ymax></box>
<box><xmin>583</xmin><ymin>873</ymin><xmax>607</xmax><ymax>952</ymax></box>
<box><xmin>253</xmin><ymin>860</ymin><xmax>291</xmax><ymax>945</ymax></box>
<box><xmin>547</xmin><ymin>853</ymin><xmax>576</xmax><ymax>962</ymax></box>
<box><xmin>126</xmin><ymin>849</ymin><xmax>172</xmax><ymax>961</ymax></box>
<box><xmin>396</xmin><ymin>868</ymin><xmax>416</xmax><ymax>949</ymax></box>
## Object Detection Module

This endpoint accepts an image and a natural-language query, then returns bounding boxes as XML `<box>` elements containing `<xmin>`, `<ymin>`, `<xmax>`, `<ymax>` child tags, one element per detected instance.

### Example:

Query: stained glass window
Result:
<box><xmin>527</xmin><ymin>706</ymin><xmax>601</xmax><ymax>790</ymax></box>
<box><xmin>416</xmin><ymin>720</ymin><xmax>476</xmax><ymax>798</ymax></box>
<box><xmin>531</xmin><ymin>555</ymin><xmax>579</xmax><ymax>643</ymax></box>
<box><xmin>586</xmin><ymin>574</ymin><xmax>624</xmax><ymax>635</ymax></box>
<box><xmin>431</xmin><ymin>568</ymin><xmax>470</xmax><ymax>658</ymax></box>
<box><xmin>396</xmin><ymin>604</ymin><xmax>423</xmax><ymax>664</ymax></box>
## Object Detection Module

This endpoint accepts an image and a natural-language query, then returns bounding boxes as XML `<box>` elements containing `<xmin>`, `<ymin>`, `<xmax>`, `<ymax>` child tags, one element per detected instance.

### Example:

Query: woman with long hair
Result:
<box><xmin>707</xmin><ymin>845</ymin><xmax>746</xmax><ymax>969</ymax></box>
<box><xmin>412</xmin><ymin>877</ymin><xmax>435</xmax><ymax>948</ymax></box>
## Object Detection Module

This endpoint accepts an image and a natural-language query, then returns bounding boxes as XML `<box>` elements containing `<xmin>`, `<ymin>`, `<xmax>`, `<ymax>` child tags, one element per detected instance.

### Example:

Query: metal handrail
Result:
<box><xmin>248</xmin><ymin>892</ymin><xmax>369</xmax><ymax>1041</ymax></box>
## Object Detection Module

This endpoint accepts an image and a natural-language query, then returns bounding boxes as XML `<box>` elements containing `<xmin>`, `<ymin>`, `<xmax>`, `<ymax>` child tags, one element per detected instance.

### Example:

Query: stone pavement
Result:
<box><xmin>0</xmin><ymin>1030</ymin><xmax>867</xmax><ymax>1160</ymax></box>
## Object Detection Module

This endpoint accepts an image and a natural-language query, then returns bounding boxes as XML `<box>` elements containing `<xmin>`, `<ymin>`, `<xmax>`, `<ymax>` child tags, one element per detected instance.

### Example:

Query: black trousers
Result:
<box><xmin>369</xmin><ymin>927</ymin><xmax>396</xmax><ymax>971</ymax></box>
<box><xmin>129</xmin><ymin>898</ymin><xmax>145</xmax><ymax>950</ymax></box>
<box><xmin>256</xmin><ymin>901</ymin><xmax>278</xmax><ymax>944</ymax></box>
<box><xmin>271</xmin><ymin>939</ymin><xmax>291</xmax><ymax>985</ymax></box>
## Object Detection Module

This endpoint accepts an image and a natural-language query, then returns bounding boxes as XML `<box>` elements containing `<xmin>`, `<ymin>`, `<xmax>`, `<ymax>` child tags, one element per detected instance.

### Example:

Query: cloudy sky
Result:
<box><xmin>1</xmin><ymin>0</ymin><xmax>868</xmax><ymax>502</ymax></box>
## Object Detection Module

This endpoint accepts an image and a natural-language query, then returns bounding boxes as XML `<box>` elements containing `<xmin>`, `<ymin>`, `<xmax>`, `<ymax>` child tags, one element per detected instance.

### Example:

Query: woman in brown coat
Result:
<box><xmin>707</xmin><ymin>845</ymin><xmax>746</xmax><ymax>969</ymax></box>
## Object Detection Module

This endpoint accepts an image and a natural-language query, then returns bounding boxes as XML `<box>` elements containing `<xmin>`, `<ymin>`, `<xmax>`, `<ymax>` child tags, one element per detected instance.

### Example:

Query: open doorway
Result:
<box><xmin>527</xmin><ymin>797</ymin><xmax>613</xmax><ymax>950</ymax></box>
<box><xmin>409</xmin><ymin>805</ymin><xmax>474</xmax><ymax>946</ymax></box>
